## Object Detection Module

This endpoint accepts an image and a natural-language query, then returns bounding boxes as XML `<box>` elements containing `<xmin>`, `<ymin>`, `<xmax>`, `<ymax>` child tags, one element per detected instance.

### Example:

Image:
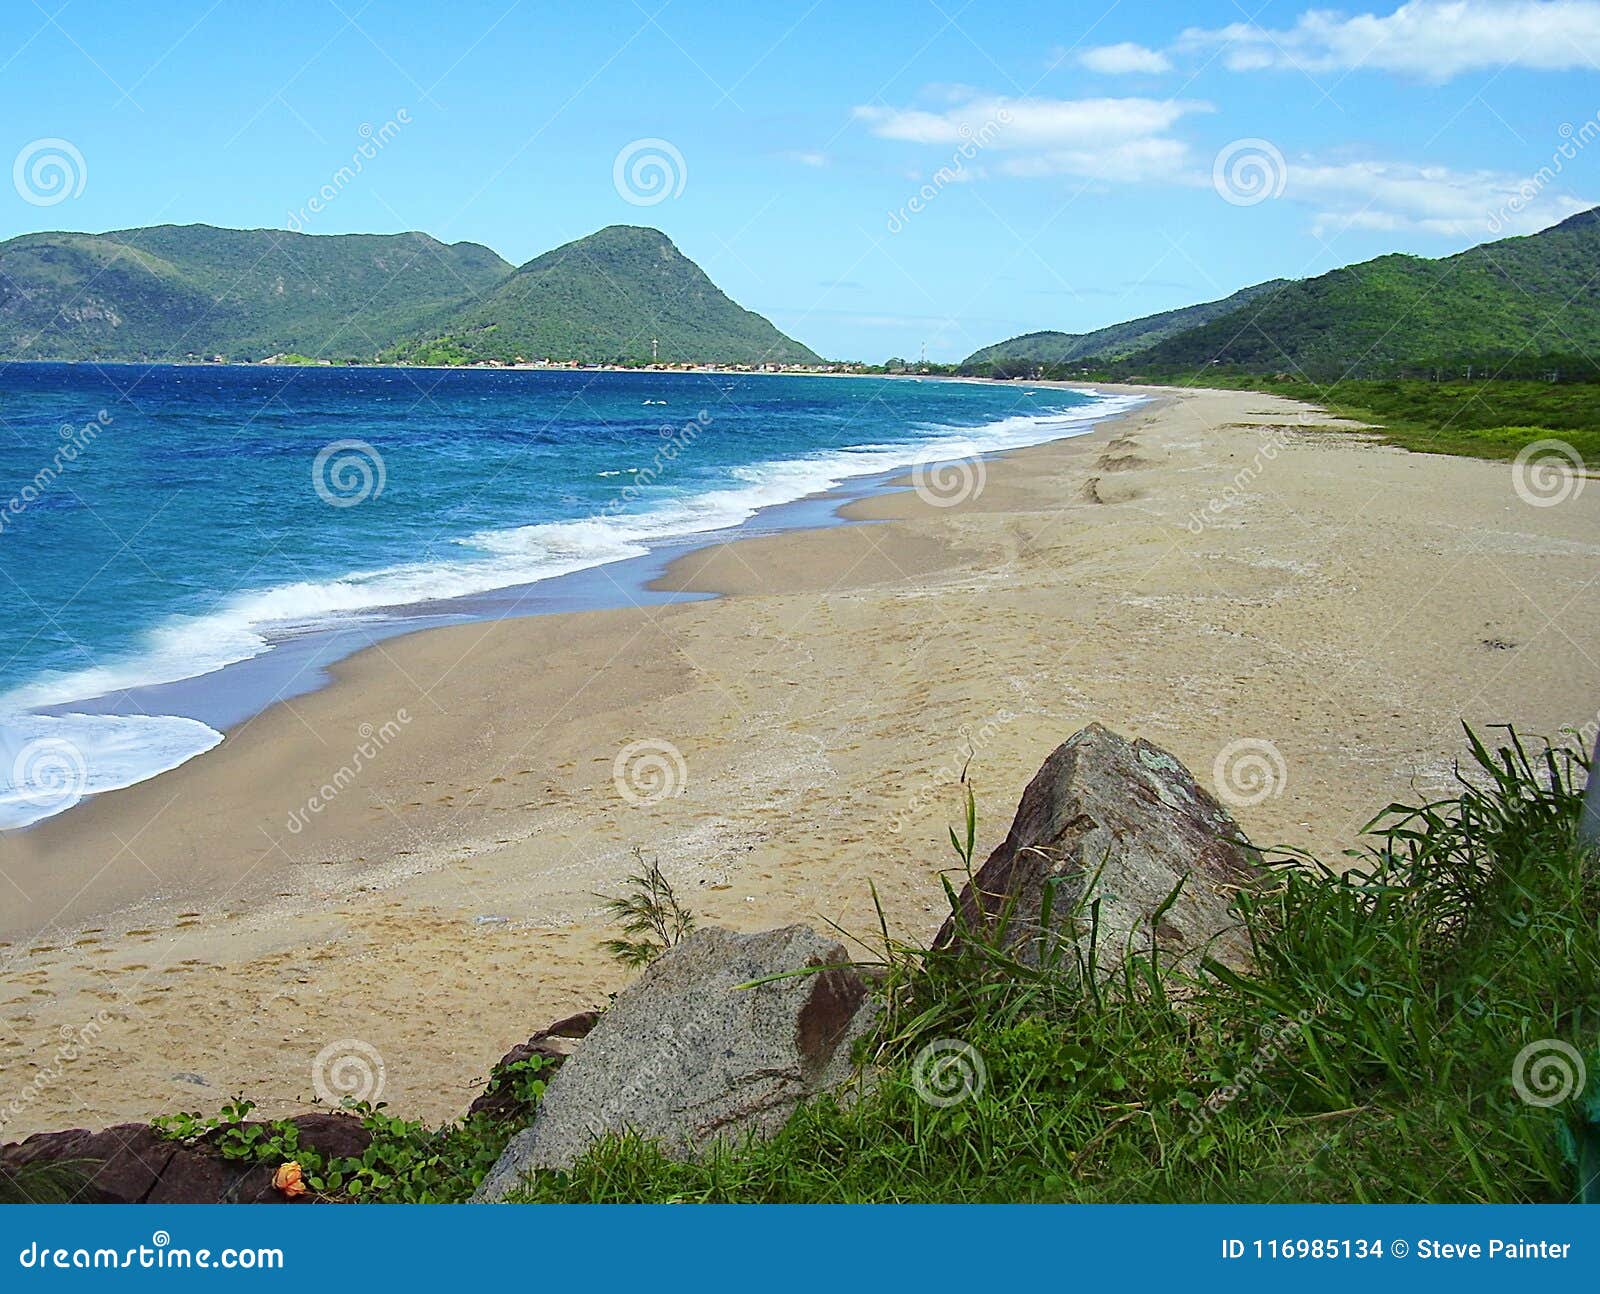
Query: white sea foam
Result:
<box><xmin>5</xmin><ymin>391</ymin><xmax>1141</xmax><ymax>720</ymax></box>
<box><xmin>0</xmin><ymin>711</ymin><xmax>224</xmax><ymax>829</ymax></box>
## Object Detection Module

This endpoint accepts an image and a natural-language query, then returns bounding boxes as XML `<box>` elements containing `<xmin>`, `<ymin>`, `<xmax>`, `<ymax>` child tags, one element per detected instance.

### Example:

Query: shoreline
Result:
<box><xmin>2</xmin><ymin>382</ymin><xmax>1597</xmax><ymax>1138</ymax></box>
<box><xmin>5</xmin><ymin>378</ymin><xmax>1134</xmax><ymax>831</ymax></box>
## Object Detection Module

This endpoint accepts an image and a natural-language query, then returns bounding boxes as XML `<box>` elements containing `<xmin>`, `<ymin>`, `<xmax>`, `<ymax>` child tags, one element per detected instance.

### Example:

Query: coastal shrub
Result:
<box><xmin>510</xmin><ymin>727</ymin><xmax>1599</xmax><ymax>1203</ymax></box>
<box><xmin>136</xmin><ymin>728</ymin><xmax>1598</xmax><ymax>1203</ymax></box>
<box><xmin>148</xmin><ymin>1053</ymin><xmax>558</xmax><ymax>1202</ymax></box>
<box><xmin>1180</xmin><ymin>375</ymin><xmax>1600</xmax><ymax>466</ymax></box>
<box><xmin>598</xmin><ymin>851</ymin><xmax>696</xmax><ymax>968</ymax></box>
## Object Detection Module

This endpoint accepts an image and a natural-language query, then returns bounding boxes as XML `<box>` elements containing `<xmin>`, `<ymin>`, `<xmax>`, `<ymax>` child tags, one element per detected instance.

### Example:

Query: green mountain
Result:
<box><xmin>962</xmin><ymin>280</ymin><xmax>1285</xmax><ymax>373</ymax></box>
<box><xmin>0</xmin><ymin>224</ymin><xmax>511</xmax><ymax>362</ymax></box>
<box><xmin>387</xmin><ymin>225</ymin><xmax>820</xmax><ymax>366</ymax></box>
<box><xmin>1115</xmin><ymin>208</ymin><xmax>1600</xmax><ymax>377</ymax></box>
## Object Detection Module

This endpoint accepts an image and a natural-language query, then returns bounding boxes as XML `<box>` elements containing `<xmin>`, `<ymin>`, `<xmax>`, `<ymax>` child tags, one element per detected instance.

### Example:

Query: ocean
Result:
<box><xmin>0</xmin><ymin>364</ymin><xmax>1136</xmax><ymax>827</ymax></box>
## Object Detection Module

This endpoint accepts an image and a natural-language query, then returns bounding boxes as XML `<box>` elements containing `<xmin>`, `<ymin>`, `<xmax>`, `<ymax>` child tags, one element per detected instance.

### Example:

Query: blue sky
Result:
<box><xmin>2</xmin><ymin>0</ymin><xmax>1598</xmax><ymax>360</ymax></box>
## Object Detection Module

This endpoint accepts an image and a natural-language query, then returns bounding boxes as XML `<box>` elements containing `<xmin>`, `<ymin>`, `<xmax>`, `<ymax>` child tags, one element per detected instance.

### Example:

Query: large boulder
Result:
<box><xmin>475</xmin><ymin>925</ymin><xmax>874</xmax><ymax>1199</ymax></box>
<box><xmin>935</xmin><ymin>723</ymin><xmax>1260</xmax><ymax>976</ymax></box>
<box><xmin>0</xmin><ymin>1113</ymin><xmax>370</xmax><ymax>1204</ymax></box>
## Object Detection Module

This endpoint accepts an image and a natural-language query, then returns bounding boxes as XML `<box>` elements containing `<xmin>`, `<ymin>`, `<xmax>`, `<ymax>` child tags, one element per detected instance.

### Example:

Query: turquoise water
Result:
<box><xmin>0</xmin><ymin>364</ymin><xmax>1133</xmax><ymax>825</ymax></box>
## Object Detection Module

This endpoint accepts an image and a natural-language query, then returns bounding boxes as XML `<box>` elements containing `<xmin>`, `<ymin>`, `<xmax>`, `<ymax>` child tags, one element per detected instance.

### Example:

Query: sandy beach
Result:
<box><xmin>2</xmin><ymin>382</ymin><xmax>1596</xmax><ymax>1138</ymax></box>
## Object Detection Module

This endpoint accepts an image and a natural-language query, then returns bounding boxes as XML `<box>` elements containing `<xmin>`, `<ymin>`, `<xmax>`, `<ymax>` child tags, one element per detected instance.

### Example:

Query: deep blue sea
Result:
<box><xmin>0</xmin><ymin>364</ymin><xmax>1134</xmax><ymax>826</ymax></box>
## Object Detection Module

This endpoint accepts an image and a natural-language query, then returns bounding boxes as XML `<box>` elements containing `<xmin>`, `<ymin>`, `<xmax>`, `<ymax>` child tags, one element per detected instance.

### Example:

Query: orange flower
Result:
<box><xmin>272</xmin><ymin>1161</ymin><xmax>308</xmax><ymax>1199</ymax></box>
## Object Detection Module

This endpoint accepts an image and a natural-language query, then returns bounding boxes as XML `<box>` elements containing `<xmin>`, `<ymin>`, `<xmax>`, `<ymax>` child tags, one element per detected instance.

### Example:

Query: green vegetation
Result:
<box><xmin>121</xmin><ymin>730</ymin><xmax>1597</xmax><ymax>1204</ymax></box>
<box><xmin>1113</xmin><ymin>209</ymin><xmax>1600</xmax><ymax>380</ymax></box>
<box><xmin>0</xmin><ymin>1160</ymin><xmax>88</xmax><ymax>1204</ymax></box>
<box><xmin>1176</xmin><ymin>374</ymin><xmax>1600</xmax><ymax>467</ymax></box>
<box><xmin>149</xmin><ymin>1053</ymin><xmax>558</xmax><ymax>1203</ymax></box>
<box><xmin>598</xmin><ymin>852</ymin><xmax>696</xmax><ymax>969</ymax></box>
<box><xmin>963</xmin><ymin>208</ymin><xmax>1600</xmax><ymax>386</ymax></box>
<box><xmin>508</xmin><ymin>729</ymin><xmax>1598</xmax><ymax>1203</ymax></box>
<box><xmin>0</xmin><ymin>224</ymin><xmax>510</xmax><ymax>362</ymax></box>
<box><xmin>385</xmin><ymin>226</ymin><xmax>819</xmax><ymax>367</ymax></box>
<box><xmin>963</xmin><ymin>280</ymin><xmax>1285</xmax><ymax>373</ymax></box>
<box><xmin>0</xmin><ymin>222</ymin><xmax>818</xmax><ymax>367</ymax></box>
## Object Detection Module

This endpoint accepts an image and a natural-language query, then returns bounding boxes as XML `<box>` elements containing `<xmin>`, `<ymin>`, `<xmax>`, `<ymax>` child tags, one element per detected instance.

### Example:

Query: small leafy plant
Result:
<box><xmin>598</xmin><ymin>850</ymin><xmax>695</xmax><ymax>967</ymax></box>
<box><xmin>150</xmin><ymin>1053</ymin><xmax>558</xmax><ymax>1202</ymax></box>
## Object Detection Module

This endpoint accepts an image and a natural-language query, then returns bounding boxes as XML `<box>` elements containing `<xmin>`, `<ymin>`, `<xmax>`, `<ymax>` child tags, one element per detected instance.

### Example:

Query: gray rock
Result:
<box><xmin>475</xmin><ymin>925</ymin><xmax>873</xmax><ymax>1198</ymax></box>
<box><xmin>935</xmin><ymin>722</ymin><xmax>1260</xmax><ymax>977</ymax></box>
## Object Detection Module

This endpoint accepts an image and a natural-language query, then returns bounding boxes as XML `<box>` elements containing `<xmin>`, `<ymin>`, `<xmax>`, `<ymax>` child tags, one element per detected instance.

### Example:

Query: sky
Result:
<box><xmin>1</xmin><ymin>0</ymin><xmax>1598</xmax><ymax>361</ymax></box>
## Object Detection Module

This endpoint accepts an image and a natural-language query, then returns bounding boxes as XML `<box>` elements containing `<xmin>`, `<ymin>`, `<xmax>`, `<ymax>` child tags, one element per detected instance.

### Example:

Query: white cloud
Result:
<box><xmin>1287</xmin><ymin>157</ymin><xmax>1593</xmax><ymax>236</ymax></box>
<box><xmin>854</xmin><ymin>93</ymin><xmax>1210</xmax><ymax>181</ymax></box>
<box><xmin>1180</xmin><ymin>0</ymin><xmax>1600</xmax><ymax>81</ymax></box>
<box><xmin>1078</xmin><ymin>42</ymin><xmax>1174</xmax><ymax>75</ymax></box>
<box><xmin>1001</xmin><ymin>137</ymin><xmax>1192</xmax><ymax>183</ymax></box>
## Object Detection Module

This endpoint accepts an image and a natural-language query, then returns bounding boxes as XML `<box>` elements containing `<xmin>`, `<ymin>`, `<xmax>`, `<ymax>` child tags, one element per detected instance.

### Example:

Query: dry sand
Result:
<box><xmin>2</xmin><ymin>383</ymin><xmax>1597</xmax><ymax>1137</ymax></box>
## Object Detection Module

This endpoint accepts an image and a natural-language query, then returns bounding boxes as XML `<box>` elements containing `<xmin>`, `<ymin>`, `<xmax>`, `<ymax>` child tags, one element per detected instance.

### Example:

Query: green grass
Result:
<box><xmin>117</xmin><ymin>730</ymin><xmax>1598</xmax><ymax>1204</ymax></box>
<box><xmin>504</xmin><ymin>728</ymin><xmax>1600</xmax><ymax>1204</ymax></box>
<box><xmin>1166</xmin><ymin>375</ymin><xmax>1600</xmax><ymax>467</ymax></box>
